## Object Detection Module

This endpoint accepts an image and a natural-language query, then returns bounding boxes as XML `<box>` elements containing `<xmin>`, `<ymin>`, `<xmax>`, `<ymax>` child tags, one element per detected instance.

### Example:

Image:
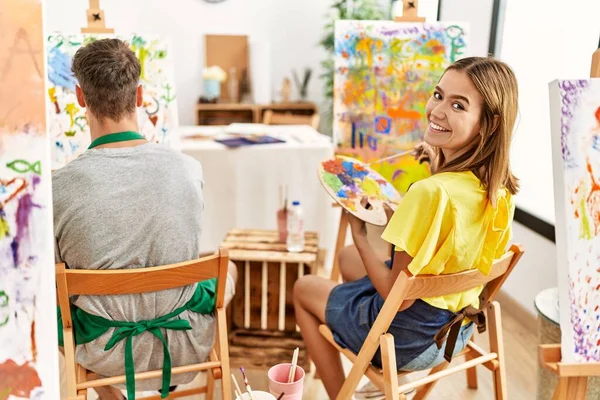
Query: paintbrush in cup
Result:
<box><xmin>240</xmin><ymin>367</ymin><xmax>254</xmax><ymax>400</ymax></box>
<box><xmin>287</xmin><ymin>347</ymin><xmax>299</xmax><ymax>383</ymax></box>
<box><xmin>232</xmin><ymin>373</ymin><xmax>244</xmax><ymax>399</ymax></box>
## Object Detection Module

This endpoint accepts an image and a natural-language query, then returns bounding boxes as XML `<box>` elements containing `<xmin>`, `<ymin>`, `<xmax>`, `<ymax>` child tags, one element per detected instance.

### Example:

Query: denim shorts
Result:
<box><xmin>325</xmin><ymin>261</ymin><xmax>474</xmax><ymax>371</ymax></box>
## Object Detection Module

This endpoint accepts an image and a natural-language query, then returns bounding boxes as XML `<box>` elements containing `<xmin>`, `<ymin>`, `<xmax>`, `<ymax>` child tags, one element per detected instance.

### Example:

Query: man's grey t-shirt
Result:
<box><xmin>53</xmin><ymin>143</ymin><xmax>215</xmax><ymax>388</ymax></box>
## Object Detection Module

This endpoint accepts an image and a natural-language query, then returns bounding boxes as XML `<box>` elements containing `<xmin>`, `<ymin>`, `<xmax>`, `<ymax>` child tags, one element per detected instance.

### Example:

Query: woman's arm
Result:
<box><xmin>348</xmin><ymin>210</ymin><xmax>414</xmax><ymax>300</ymax></box>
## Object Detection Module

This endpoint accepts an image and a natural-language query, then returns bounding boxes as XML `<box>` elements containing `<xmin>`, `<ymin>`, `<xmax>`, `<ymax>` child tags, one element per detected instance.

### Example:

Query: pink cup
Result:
<box><xmin>267</xmin><ymin>363</ymin><xmax>305</xmax><ymax>400</ymax></box>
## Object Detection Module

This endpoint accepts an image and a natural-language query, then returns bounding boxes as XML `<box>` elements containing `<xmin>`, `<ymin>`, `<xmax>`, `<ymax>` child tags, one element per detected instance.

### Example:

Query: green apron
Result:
<box><xmin>57</xmin><ymin>279</ymin><xmax>217</xmax><ymax>400</ymax></box>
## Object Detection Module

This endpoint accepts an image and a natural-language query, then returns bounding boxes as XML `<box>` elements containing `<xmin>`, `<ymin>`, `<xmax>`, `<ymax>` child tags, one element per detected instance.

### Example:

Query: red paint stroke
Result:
<box><xmin>0</xmin><ymin>360</ymin><xmax>41</xmax><ymax>399</ymax></box>
<box><xmin>31</xmin><ymin>320</ymin><xmax>37</xmax><ymax>363</ymax></box>
<box><xmin>322</xmin><ymin>159</ymin><xmax>344</xmax><ymax>175</ymax></box>
<box><xmin>149</xmin><ymin>115</ymin><xmax>158</xmax><ymax>126</ymax></box>
<box><xmin>595</xmin><ymin>106</ymin><xmax>600</xmax><ymax>125</ymax></box>
<box><xmin>0</xmin><ymin>178</ymin><xmax>27</xmax><ymax>208</ymax></box>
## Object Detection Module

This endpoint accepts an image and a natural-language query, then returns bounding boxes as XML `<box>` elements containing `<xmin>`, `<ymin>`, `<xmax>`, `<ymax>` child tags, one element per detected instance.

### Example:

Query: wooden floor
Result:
<box><xmin>59</xmin><ymin>301</ymin><xmax>538</xmax><ymax>399</ymax></box>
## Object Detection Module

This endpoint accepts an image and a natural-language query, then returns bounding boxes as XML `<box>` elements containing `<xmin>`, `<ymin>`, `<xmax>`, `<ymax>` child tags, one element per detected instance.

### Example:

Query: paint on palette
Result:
<box><xmin>550</xmin><ymin>79</ymin><xmax>600</xmax><ymax>363</ymax></box>
<box><xmin>46</xmin><ymin>33</ymin><xmax>179</xmax><ymax>169</ymax></box>
<box><xmin>1</xmin><ymin>0</ymin><xmax>59</xmax><ymax>397</ymax></box>
<box><xmin>319</xmin><ymin>156</ymin><xmax>401</xmax><ymax>226</ymax></box>
<box><xmin>333</xmin><ymin>20</ymin><xmax>466</xmax><ymax>194</ymax></box>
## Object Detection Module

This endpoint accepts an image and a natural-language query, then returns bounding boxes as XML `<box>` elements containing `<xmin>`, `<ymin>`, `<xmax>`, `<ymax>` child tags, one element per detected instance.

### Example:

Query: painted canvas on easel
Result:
<box><xmin>0</xmin><ymin>0</ymin><xmax>60</xmax><ymax>398</ymax></box>
<box><xmin>47</xmin><ymin>33</ymin><xmax>179</xmax><ymax>169</ymax></box>
<box><xmin>333</xmin><ymin>20</ymin><xmax>468</xmax><ymax>194</ymax></box>
<box><xmin>549</xmin><ymin>79</ymin><xmax>600</xmax><ymax>363</ymax></box>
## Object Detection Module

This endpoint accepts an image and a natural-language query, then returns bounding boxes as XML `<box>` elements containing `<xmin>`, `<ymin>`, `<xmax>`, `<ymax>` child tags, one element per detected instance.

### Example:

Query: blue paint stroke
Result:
<box><xmin>48</xmin><ymin>47</ymin><xmax>77</xmax><ymax>91</ymax></box>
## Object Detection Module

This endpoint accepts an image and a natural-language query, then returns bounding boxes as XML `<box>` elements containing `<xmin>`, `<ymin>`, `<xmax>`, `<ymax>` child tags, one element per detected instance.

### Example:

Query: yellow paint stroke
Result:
<box><xmin>361</xmin><ymin>176</ymin><xmax>382</xmax><ymax>198</ymax></box>
<box><xmin>65</xmin><ymin>103</ymin><xmax>79</xmax><ymax>128</ymax></box>
<box><xmin>47</xmin><ymin>87</ymin><xmax>57</xmax><ymax>103</ymax></box>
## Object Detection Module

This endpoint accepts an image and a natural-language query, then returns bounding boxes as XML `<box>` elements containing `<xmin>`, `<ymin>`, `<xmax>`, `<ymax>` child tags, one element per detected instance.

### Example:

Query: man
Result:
<box><xmin>53</xmin><ymin>38</ymin><xmax>236</xmax><ymax>399</ymax></box>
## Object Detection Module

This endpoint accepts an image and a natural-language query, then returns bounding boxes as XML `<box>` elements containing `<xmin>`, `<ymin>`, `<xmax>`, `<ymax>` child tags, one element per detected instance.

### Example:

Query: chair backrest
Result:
<box><xmin>262</xmin><ymin>110</ymin><xmax>320</xmax><ymax>130</ymax></box>
<box><xmin>56</xmin><ymin>247</ymin><xmax>230</xmax><ymax>327</ymax></box>
<box><xmin>402</xmin><ymin>244</ymin><xmax>524</xmax><ymax>306</ymax></box>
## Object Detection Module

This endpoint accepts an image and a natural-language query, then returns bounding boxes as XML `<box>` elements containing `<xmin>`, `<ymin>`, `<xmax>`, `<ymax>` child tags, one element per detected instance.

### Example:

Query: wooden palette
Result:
<box><xmin>318</xmin><ymin>155</ymin><xmax>401</xmax><ymax>226</ymax></box>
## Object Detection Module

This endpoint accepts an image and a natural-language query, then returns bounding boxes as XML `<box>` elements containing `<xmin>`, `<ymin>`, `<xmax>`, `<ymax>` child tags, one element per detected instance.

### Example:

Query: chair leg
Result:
<box><xmin>216</xmin><ymin>308</ymin><xmax>232</xmax><ymax>400</ymax></box>
<box><xmin>380</xmin><ymin>334</ymin><xmax>399</xmax><ymax>399</ymax></box>
<box><xmin>488</xmin><ymin>301</ymin><xmax>508</xmax><ymax>400</ymax></box>
<box><xmin>207</xmin><ymin>371</ymin><xmax>216</xmax><ymax>400</ymax></box>
<box><xmin>412</xmin><ymin>361</ymin><xmax>449</xmax><ymax>400</ymax></box>
<box><xmin>465</xmin><ymin>353</ymin><xmax>478</xmax><ymax>389</ymax></box>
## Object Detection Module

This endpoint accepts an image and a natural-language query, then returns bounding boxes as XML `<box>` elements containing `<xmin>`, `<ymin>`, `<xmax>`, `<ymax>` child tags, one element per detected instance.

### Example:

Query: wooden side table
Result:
<box><xmin>221</xmin><ymin>228</ymin><xmax>320</xmax><ymax>371</ymax></box>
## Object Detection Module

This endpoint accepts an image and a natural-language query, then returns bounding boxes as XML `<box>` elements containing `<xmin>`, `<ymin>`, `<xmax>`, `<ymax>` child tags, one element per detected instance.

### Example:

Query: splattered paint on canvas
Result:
<box><xmin>550</xmin><ymin>79</ymin><xmax>600</xmax><ymax>363</ymax></box>
<box><xmin>333</xmin><ymin>20</ymin><xmax>467</xmax><ymax>193</ymax></box>
<box><xmin>1</xmin><ymin>0</ymin><xmax>59</xmax><ymax>398</ymax></box>
<box><xmin>46</xmin><ymin>33</ymin><xmax>179</xmax><ymax>169</ymax></box>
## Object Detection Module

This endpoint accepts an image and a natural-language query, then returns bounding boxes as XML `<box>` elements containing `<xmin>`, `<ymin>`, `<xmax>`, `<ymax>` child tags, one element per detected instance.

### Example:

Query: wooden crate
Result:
<box><xmin>221</xmin><ymin>229</ymin><xmax>319</xmax><ymax>370</ymax></box>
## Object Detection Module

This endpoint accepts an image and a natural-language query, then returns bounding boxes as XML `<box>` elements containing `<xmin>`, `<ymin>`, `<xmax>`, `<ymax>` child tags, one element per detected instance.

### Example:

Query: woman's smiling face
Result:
<box><xmin>424</xmin><ymin>69</ymin><xmax>484</xmax><ymax>161</ymax></box>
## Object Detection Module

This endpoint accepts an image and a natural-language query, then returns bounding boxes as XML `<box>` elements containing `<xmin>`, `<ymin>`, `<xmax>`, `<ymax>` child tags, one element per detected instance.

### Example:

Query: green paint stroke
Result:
<box><xmin>0</xmin><ymin>387</ymin><xmax>11</xmax><ymax>400</ymax></box>
<box><xmin>323</xmin><ymin>172</ymin><xmax>343</xmax><ymax>193</ymax></box>
<box><xmin>161</xmin><ymin>83</ymin><xmax>176</xmax><ymax>104</ymax></box>
<box><xmin>6</xmin><ymin>160</ymin><xmax>41</xmax><ymax>175</ymax></box>
<box><xmin>0</xmin><ymin>290</ymin><xmax>9</xmax><ymax>327</ymax></box>
<box><xmin>579</xmin><ymin>197</ymin><xmax>593</xmax><ymax>240</ymax></box>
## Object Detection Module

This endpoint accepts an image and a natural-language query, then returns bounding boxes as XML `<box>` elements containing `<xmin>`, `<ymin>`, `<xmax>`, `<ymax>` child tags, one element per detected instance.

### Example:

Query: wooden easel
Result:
<box><xmin>81</xmin><ymin>0</ymin><xmax>114</xmax><ymax>34</ymax></box>
<box><xmin>329</xmin><ymin>0</ymin><xmax>426</xmax><ymax>283</ymax></box>
<box><xmin>538</xmin><ymin>41</ymin><xmax>600</xmax><ymax>400</ymax></box>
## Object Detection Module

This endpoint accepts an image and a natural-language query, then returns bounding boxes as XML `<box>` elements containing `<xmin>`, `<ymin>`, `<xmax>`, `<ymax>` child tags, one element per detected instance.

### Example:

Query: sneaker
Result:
<box><xmin>354</xmin><ymin>377</ymin><xmax>415</xmax><ymax>399</ymax></box>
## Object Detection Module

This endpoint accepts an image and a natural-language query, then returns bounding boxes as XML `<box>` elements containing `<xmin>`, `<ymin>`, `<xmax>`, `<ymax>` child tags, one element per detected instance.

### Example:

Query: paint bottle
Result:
<box><xmin>286</xmin><ymin>201</ymin><xmax>305</xmax><ymax>253</ymax></box>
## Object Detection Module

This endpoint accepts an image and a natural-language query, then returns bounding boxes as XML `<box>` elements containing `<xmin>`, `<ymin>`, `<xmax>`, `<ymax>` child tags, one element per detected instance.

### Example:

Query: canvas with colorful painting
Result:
<box><xmin>0</xmin><ymin>0</ymin><xmax>60</xmax><ymax>398</ymax></box>
<box><xmin>549</xmin><ymin>78</ymin><xmax>600</xmax><ymax>363</ymax></box>
<box><xmin>47</xmin><ymin>33</ymin><xmax>179</xmax><ymax>169</ymax></box>
<box><xmin>333</xmin><ymin>20</ymin><xmax>469</xmax><ymax>195</ymax></box>
<box><xmin>319</xmin><ymin>156</ymin><xmax>401</xmax><ymax>226</ymax></box>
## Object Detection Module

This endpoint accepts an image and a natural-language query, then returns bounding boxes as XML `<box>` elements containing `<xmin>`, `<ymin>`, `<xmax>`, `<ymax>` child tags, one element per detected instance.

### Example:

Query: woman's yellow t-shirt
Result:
<box><xmin>380</xmin><ymin>171</ymin><xmax>514</xmax><ymax>312</ymax></box>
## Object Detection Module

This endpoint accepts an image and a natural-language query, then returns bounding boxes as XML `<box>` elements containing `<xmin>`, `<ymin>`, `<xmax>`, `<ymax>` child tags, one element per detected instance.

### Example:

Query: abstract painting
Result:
<box><xmin>319</xmin><ymin>156</ymin><xmax>401</xmax><ymax>226</ymax></box>
<box><xmin>0</xmin><ymin>0</ymin><xmax>59</xmax><ymax>398</ymax></box>
<box><xmin>47</xmin><ymin>33</ymin><xmax>179</xmax><ymax>169</ymax></box>
<box><xmin>333</xmin><ymin>20</ymin><xmax>468</xmax><ymax>194</ymax></box>
<box><xmin>549</xmin><ymin>79</ymin><xmax>600</xmax><ymax>363</ymax></box>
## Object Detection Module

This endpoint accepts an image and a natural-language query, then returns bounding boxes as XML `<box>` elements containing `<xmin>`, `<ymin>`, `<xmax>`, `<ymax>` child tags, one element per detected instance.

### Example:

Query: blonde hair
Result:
<box><xmin>433</xmin><ymin>57</ymin><xmax>519</xmax><ymax>205</ymax></box>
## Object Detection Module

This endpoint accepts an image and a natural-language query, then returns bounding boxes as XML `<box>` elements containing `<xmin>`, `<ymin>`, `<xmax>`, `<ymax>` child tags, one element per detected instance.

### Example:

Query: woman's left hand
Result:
<box><xmin>347</xmin><ymin>211</ymin><xmax>367</xmax><ymax>238</ymax></box>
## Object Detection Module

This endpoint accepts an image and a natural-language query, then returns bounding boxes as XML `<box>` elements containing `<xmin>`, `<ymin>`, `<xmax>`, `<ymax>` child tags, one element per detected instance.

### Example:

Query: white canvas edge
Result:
<box><xmin>548</xmin><ymin>79</ymin><xmax>575</xmax><ymax>363</ymax></box>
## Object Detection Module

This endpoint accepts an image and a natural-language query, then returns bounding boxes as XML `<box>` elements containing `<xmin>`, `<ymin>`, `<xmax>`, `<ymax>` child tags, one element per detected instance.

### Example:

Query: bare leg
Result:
<box><xmin>339</xmin><ymin>245</ymin><xmax>367</xmax><ymax>283</ymax></box>
<box><xmin>294</xmin><ymin>275</ymin><xmax>344</xmax><ymax>399</ymax></box>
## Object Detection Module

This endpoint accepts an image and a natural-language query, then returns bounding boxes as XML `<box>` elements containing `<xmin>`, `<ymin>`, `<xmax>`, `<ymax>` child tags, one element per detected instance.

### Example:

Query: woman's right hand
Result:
<box><xmin>413</xmin><ymin>142</ymin><xmax>436</xmax><ymax>168</ymax></box>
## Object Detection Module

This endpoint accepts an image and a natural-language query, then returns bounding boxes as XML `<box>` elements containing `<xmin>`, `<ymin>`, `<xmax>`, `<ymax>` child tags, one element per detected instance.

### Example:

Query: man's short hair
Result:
<box><xmin>72</xmin><ymin>38</ymin><xmax>141</xmax><ymax>121</ymax></box>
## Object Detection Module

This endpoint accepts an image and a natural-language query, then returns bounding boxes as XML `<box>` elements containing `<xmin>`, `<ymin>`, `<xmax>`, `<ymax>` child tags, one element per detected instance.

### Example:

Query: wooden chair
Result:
<box><xmin>319</xmin><ymin>244</ymin><xmax>524</xmax><ymax>400</ymax></box>
<box><xmin>56</xmin><ymin>248</ymin><xmax>232</xmax><ymax>400</ymax></box>
<box><xmin>262</xmin><ymin>109</ymin><xmax>320</xmax><ymax>130</ymax></box>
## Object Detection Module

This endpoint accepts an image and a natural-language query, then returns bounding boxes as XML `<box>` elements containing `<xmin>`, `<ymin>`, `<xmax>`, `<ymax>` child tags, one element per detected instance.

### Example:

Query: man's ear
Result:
<box><xmin>136</xmin><ymin>85</ymin><xmax>143</xmax><ymax>107</ymax></box>
<box><xmin>75</xmin><ymin>85</ymin><xmax>86</xmax><ymax>108</ymax></box>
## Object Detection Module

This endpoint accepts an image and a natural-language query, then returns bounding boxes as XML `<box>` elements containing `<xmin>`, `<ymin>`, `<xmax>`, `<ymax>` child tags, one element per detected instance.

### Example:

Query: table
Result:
<box><xmin>534</xmin><ymin>288</ymin><xmax>600</xmax><ymax>399</ymax></box>
<box><xmin>221</xmin><ymin>228</ymin><xmax>320</xmax><ymax>370</ymax></box>
<box><xmin>180</xmin><ymin>124</ymin><xmax>339</xmax><ymax>271</ymax></box>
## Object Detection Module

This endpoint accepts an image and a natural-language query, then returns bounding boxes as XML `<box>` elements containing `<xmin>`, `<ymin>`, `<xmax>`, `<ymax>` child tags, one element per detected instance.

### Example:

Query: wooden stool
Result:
<box><xmin>221</xmin><ymin>229</ymin><xmax>320</xmax><ymax>371</ymax></box>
